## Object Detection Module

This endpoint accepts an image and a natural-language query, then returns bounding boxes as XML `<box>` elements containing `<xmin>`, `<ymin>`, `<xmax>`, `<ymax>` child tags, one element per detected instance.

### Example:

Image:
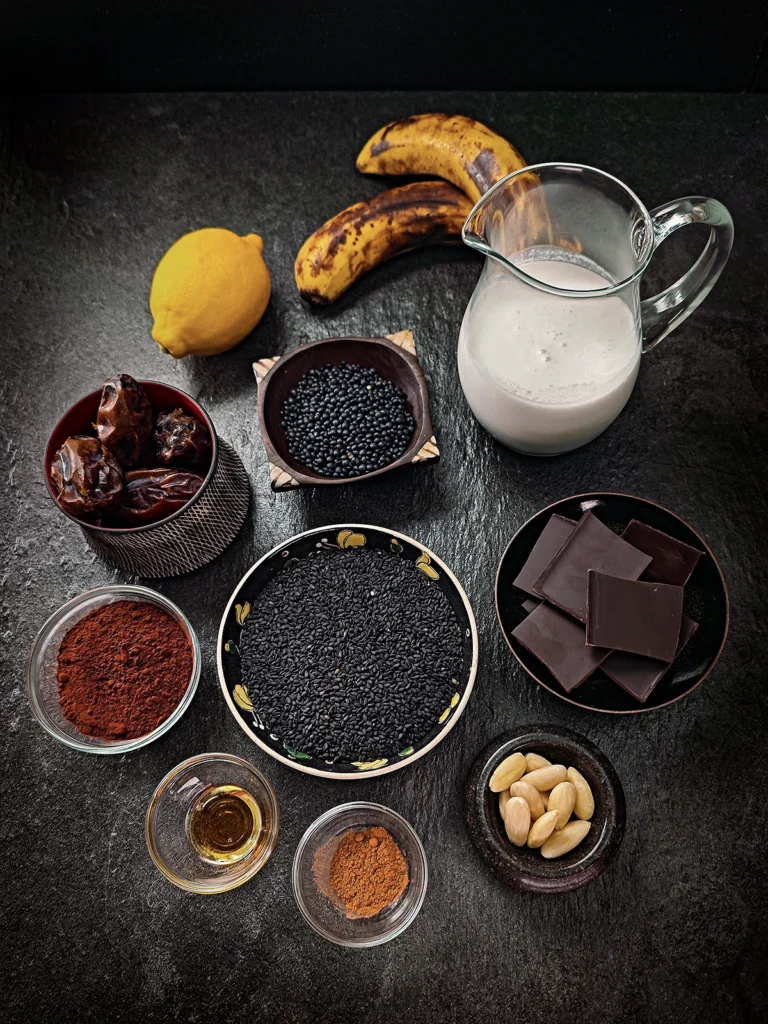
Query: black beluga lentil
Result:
<box><xmin>238</xmin><ymin>547</ymin><xmax>464</xmax><ymax>762</ymax></box>
<box><xmin>281</xmin><ymin>362</ymin><xmax>415</xmax><ymax>477</ymax></box>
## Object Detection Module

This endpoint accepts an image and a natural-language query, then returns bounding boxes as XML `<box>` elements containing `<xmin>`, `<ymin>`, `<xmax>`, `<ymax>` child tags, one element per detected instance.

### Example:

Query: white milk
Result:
<box><xmin>458</xmin><ymin>256</ymin><xmax>641</xmax><ymax>455</ymax></box>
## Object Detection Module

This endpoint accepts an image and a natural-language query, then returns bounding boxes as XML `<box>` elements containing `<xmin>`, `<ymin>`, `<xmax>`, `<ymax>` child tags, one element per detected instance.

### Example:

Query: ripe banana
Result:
<box><xmin>356</xmin><ymin>113</ymin><xmax>528</xmax><ymax>204</ymax></box>
<box><xmin>294</xmin><ymin>180</ymin><xmax>472</xmax><ymax>305</ymax></box>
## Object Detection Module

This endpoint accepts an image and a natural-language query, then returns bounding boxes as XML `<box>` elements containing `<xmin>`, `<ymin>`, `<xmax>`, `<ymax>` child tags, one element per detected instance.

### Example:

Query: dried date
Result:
<box><xmin>95</xmin><ymin>374</ymin><xmax>153</xmax><ymax>468</ymax></box>
<box><xmin>50</xmin><ymin>436</ymin><xmax>123</xmax><ymax>516</ymax></box>
<box><xmin>154</xmin><ymin>408</ymin><xmax>212</xmax><ymax>468</ymax></box>
<box><xmin>113</xmin><ymin>467</ymin><xmax>204</xmax><ymax>525</ymax></box>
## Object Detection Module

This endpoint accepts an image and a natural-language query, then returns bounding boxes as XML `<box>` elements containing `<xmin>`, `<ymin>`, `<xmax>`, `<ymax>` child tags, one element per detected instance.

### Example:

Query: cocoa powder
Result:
<box><xmin>327</xmin><ymin>826</ymin><xmax>409</xmax><ymax>918</ymax></box>
<box><xmin>56</xmin><ymin>599</ymin><xmax>193</xmax><ymax>740</ymax></box>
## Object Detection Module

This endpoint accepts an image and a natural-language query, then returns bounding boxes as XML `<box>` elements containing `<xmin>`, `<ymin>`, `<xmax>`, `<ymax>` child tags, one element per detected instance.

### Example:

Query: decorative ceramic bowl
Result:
<box><xmin>146</xmin><ymin>752</ymin><xmax>279</xmax><ymax>893</ymax></box>
<box><xmin>253</xmin><ymin>330</ymin><xmax>439</xmax><ymax>490</ymax></box>
<box><xmin>217</xmin><ymin>524</ymin><xmax>478</xmax><ymax>779</ymax></box>
<box><xmin>496</xmin><ymin>493</ymin><xmax>729</xmax><ymax>713</ymax></box>
<box><xmin>292</xmin><ymin>802</ymin><xmax>427</xmax><ymax>947</ymax></box>
<box><xmin>465</xmin><ymin>726</ymin><xmax>626</xmax><ymax>893</ymax></box>
<box><xmin>26</xmin><ymin>584</ymin><xmax>200</xmax><ymax>754</ymax></box>
<box><xmin>44</xmin><ymin>379</ymin><xmax>250</xmax><ymax>577</ymax></box>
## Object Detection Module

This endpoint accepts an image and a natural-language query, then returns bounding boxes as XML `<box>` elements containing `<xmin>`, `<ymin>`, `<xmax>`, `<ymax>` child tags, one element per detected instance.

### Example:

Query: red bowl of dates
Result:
<box><xmin>44</xmin><ymin>379</ymin><xmax>216</xmax><ymax>533</ymax></box>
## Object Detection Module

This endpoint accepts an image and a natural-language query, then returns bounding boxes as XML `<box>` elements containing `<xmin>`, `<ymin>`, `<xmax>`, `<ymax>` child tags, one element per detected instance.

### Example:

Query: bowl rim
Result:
<box><xmin>256</xmin><ymin>334</ymin><xmax>436</xmax><ymax>487</ymax></box>
<box><xmin>43</xmin><ymin>379</ymin><xmax>219</xmax><ymax>534</ymax></box>
<box><xmin>465</xmin><ymin>725</ymin><xmax>626</xmax><ymax>893</ymax></box>
<box><xmin>26</xmin><ymin>583</ymin><xmax>201</xmax><ymax>753</ymax></box>
<box><xmin>145</xmin><ymin>751</ymin><xmax>280</xmax><ymax>894</ymax></box>
<box><xmin>217</xmin><ymin>523</ymin><xmax>479</xmax><ymax>779</ymax></box>
<box><xmin>292</xmin><ymin>800</ymin><xmax>428</xmax><ymax>947</ymax></box>
<box><xmin>495</xmin><ymin>492</ymin><xmax>730</xmax><ymax>714</ymax></box>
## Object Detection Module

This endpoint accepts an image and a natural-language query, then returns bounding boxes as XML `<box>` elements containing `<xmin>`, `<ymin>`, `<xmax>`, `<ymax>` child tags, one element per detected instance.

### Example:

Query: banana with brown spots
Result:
<box><xmin>356</xmin><ymin>113</ymin><xmax>528</xmax><ymax>204</ymax></box>
<box><xmin>294</xmin><ymin>180</ymin><xmax>471</xmax><ymax>305</ymax></box>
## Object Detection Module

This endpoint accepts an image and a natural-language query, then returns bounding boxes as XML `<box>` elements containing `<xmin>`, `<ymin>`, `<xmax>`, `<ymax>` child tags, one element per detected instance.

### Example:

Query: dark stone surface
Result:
<box><xmin>1</xmin><ymin>92</ymin><xmax>767</xmax><ymax>1023</ymax></box>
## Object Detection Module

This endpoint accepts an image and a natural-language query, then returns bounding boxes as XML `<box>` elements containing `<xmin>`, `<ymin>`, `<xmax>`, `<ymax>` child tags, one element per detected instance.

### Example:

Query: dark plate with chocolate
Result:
<box><xmin>496</xmin><ymin>494</ymin><xmax>729</xmax><ymax>713</ymax></box>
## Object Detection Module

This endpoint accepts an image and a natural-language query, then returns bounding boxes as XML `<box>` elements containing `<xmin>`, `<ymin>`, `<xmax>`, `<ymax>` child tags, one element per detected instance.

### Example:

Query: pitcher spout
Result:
<box><xmin>461</xmin><ymin>190</ymin><xmax>498</xmax><ymax>257</ymax></box>
<box><xmin>461</xmin><ymin>166</ymin><xmax>554</xmax><ymax>264</ymax></box>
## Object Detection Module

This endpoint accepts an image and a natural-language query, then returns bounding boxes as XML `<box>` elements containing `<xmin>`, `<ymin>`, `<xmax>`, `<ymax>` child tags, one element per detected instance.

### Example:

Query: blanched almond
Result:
<box><xmin>524</xmin><ymin>752</ymin><xmax>551</xmax><ymax>773</ymax></box>
<box><xmin>567</xmin><ymin>767</ymin><xmax>595</xmax><ymax>820</ymax></box>
<box><xmin>547</xmin><ymin>781</ymin><xmax>576</xmax><ymax>829</ymax></box>
<box><xmin>504</xmin><ymin>796</ymin><xmax>531</xmax><ymax>847</ymax></box>
<box><xmin>526</xmin><ymin>809</ymin><xmax>559</xmax><ymax>848</ymax></box>
<box><xmin>540</xmin><ymin>790</ymin><xmax>549</xmax><ymax>810</ymax></box>
<box><xmin>489</xmin><ymin>752</ymin><xmax>527</xmax><ymax>792</ymax></box>
<box><xmin>498</xmin><ymin>788</ymin><xmax>512</xmax><ymax>818</ymax></box>
<box><xmin>523</xmin><ymin>764</ymin><xmax>567</xmax><ymax>791</ymax></box>
<box><xmin>508</xmin><ymin>780</ymin><xmax>546</xmax><ymax>820</ymax></box>
<box><xmin>540</xmin><ymin>819</ymin><xmax>591</xmax><ymax>859</ymax></box>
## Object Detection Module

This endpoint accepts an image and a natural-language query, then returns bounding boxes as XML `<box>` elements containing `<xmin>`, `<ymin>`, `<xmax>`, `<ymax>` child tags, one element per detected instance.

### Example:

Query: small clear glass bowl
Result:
<box><xmin>146</xmin><ymin>753</ymin><xmax>279</xmax><ymax>893</ymax></box>
<box><xmin>293</xmin><ymin>802</ymin><xmax>428</xmax><ymax>947</ymax></box>
<box><xmin>26</xmin><ymin>584</ymin><xmax>200</xmax><ymax>754</ymax></box>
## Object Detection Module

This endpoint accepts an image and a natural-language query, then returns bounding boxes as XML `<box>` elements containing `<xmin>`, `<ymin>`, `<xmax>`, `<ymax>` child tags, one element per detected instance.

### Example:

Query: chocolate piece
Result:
<box><xmin>586</xmin><ymin>571</ymin><xmax>683</xmax><ymax>662</ymax></box>
<box><xmin>521</xmin><ymin>598</ymin><xmax>539</xmax><ymax>614</ymax></box>
<box><xmin>512</xmin><ymin>602</ymin><xmax>611</xmax><ymax>693</ymax></box>
<box><xmin>602</xmin><ymin>616</ymin><xmax>699</xmax><ymax>703</ymax></box>
<box><xmin>622</xmin><ymin>519</ymin><xmax>703</xmax><ymax>586</ymax></box>
<box><xmin>513</xmin><ymin>515</ymin><xmax>577</xmax><ymax>597</ymax></box>
<box><xmin>533</xmin><ymin>512</ymin><xmax>652</xmax><ymax>622</ymax></box>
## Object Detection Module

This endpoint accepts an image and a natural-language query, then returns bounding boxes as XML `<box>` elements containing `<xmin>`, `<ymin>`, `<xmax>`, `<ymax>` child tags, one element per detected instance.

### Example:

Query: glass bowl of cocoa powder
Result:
<box><xmin>26</xmin><ymin>584</ymin><xmax>200</xmax><ymax>753</ymax></box>
<box><xmin>293</xmin><ymin>802</ymin><xmax>428</xmax><ymax>947</ymax></box>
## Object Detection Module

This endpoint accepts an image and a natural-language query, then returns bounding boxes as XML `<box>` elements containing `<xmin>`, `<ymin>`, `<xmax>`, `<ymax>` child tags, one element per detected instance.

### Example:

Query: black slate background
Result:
<box><xmin>4</xmin><ymin>2</ymin><xmax>768</xmax><ymax>92</ymax></box>
<box><xmin>1</xmin><ymin>93</ymin><xmax>767</xmax><ymax>1023</ymax></box>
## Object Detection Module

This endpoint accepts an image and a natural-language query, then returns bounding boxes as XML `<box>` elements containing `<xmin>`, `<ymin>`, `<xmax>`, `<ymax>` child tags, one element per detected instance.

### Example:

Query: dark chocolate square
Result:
<box><xmin>586</xmin><ymin>570</ymin><xmax>684</xmax><ymax>662</ymax></box>
<box><xmin>602</xmin><ymin>616</ymin><xmax>699</xmax><ymax>703</ymax></box>
<box><xmin>513</xmin><ymin>515</ymin><xmax>577</xmax><ymax>597</ymax></box>
<box><xmin>621</xmin><ymin>519</ymin><xmax>703</xmax><ymax>586</ymax></box>
<box><xmin>533</xmin><ymin>512</ymin><xmax>652</xmax><ymax>622</ymax></box>
<box><xmin>511</xmin><ymin>601</ymin><xmax>611</xmax><ymax>693</ymax></box>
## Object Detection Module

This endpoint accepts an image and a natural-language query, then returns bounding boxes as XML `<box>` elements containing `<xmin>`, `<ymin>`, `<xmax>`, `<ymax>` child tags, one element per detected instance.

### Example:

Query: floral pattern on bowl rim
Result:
<box><xmin>217</xmin><ymin>524</ymin><xmax>478</xmax><ymax>779</ymax></box>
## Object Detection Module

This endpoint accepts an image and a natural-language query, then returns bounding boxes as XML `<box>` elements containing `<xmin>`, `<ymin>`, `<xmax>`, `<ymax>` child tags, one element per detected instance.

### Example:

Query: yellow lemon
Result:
<box><xmin>150</xmin><ymin>227</ymin><xmax>271</xmax><ymax>358</ymax></box>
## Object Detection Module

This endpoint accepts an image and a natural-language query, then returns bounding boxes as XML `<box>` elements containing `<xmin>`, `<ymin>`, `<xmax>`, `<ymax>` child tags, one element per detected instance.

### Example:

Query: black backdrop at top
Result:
<box><xmin>1</xmin><ymin>0</ymin><xmax>768</xmax><ymax>92</ymax></box>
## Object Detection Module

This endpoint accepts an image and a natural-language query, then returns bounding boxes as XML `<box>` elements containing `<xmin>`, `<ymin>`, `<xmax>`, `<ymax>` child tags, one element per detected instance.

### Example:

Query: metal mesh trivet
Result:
<box><xmin>83</xmin><ymin>438</ymin><xmax>251</xmax><ymax>578</ymax></box>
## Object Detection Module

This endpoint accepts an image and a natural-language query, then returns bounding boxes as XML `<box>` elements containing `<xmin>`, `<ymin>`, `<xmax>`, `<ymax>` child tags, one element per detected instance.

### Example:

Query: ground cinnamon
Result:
<box><xmin>56</xmin><ymin>599</ymin><xmax>193</xmax><ymax>739</ymax></box>
<box><xmin>328</xmin><ymin>826</ymin><xmax>409</xmax><ymax>918</ymax></box>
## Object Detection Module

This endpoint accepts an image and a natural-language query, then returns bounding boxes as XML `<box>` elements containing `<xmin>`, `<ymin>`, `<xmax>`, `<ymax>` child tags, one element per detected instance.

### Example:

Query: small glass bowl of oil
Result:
<box><xmin>146</xmin><ymin>753</ymin><xmax>279</xmax><ymax>893</ymax></box>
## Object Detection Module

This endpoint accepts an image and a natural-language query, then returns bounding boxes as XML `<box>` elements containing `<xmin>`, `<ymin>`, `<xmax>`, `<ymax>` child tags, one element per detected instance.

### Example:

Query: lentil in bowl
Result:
<box><xmin>254</xmin><ymin>332</ymin><xmax>439</xmax><ymax>490</ymax></box>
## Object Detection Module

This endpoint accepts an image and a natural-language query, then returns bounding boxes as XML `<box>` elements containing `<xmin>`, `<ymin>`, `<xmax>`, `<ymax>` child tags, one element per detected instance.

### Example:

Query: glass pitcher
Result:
<box><xmin>458</xmin><ymin>163</ymin><xmax>733</xmax><ymax>455</ymax></box>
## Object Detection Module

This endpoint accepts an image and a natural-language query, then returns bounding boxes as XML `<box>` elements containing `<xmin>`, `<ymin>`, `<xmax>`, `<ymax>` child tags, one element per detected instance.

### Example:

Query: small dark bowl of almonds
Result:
<box><xmin>465</xmin><ymin>725</ymin><xmax>626</xmax><ymax>893</ymax></box>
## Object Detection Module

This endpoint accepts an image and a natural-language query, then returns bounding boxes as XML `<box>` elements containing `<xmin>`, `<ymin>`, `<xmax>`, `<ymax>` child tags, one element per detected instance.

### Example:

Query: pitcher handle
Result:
<box><xmin>641</xmin><ymin>197</ymin><xmax>733</xmax><ymax>352</ymax></box>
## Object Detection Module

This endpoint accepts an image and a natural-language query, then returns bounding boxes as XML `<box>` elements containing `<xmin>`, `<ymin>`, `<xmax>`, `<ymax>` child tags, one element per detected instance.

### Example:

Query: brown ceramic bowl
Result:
<box><xmin>253</xmin><ymin>331</ymin><xmax>439</xmax><ymax>491</ymax></box>
<box><xmin>465</xmin><ymin>725</ymin><xmax>626</xmax><ymax>893</ymax></box>
<box><xmin>495</xmin><ymin>493</ymin><xmax>729</xmax><ymax>714</ymax></box>
<box><xmin>44</xmin><ymin>380</ymin><xmax>250</xmax><ymax>577</ymax></box>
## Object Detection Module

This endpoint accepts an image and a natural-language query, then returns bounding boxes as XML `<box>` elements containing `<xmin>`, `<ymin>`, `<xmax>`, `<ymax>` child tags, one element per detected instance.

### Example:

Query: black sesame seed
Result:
<box><xmin>238</xmin><ymin>547</ymin><xmax>464</xmax><ymax>762</ymax></box>
<box><xmin>281</xmin><ymin>362</ymin><xmax>415</xmax><ymax>477</ymax></box>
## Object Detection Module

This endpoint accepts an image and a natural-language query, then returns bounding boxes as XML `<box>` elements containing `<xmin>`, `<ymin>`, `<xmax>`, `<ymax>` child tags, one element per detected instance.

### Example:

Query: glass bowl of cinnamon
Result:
<box><xmin>26</xmin><ymin>584</ymin><xmax>200</xmax><ymax>753</ymax></box>
<box><xmin>293</xmin><ymin>802</ymin><xmax>428</xmax><ymax>947</ymax></box>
